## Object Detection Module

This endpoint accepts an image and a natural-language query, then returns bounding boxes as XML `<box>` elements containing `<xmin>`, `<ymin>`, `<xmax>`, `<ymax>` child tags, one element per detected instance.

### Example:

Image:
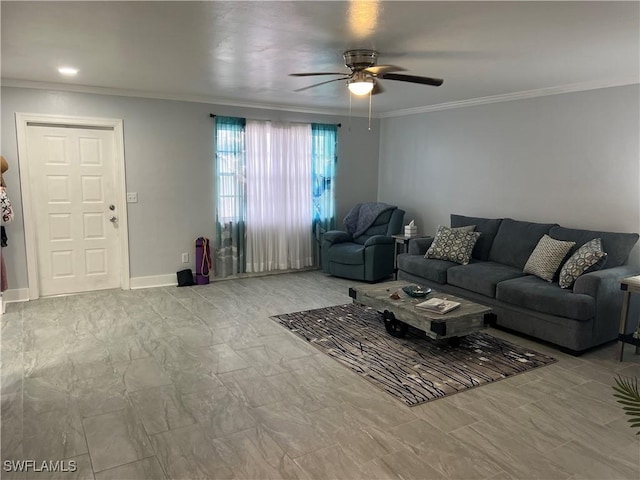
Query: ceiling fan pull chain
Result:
<box><xmin>368</xmin><ymin>90</ymin><xmax>372</xmax><ymax>131</ymax></box>
<box><xmin>349</xmin><ymin>90</ymin><xmax>353</xmax><ymax>131</ymax></box>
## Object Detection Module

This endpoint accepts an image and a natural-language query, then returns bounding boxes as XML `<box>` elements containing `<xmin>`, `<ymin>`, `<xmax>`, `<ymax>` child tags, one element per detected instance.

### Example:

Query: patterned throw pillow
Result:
<box><xmin>425</xmin><ymin>225</ymin><xmax>481</xmax><ymax>265</ymax></box>
<box><xmin>558</xmin><ymin>238</ymin><xmax>608</xmax><ymax>289</ymax></box>
<box><xmin>523</xmin><ymin>235</ymin><xmax>575</xmax><ymax>282</ymax></box>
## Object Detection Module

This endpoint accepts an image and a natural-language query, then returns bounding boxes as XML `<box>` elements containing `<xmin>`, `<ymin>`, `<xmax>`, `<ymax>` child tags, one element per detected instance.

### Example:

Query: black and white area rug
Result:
<box><xmin>272</xmin><ymin>303</ymin><xmax>557</xmax><ymax>406</ymax></box>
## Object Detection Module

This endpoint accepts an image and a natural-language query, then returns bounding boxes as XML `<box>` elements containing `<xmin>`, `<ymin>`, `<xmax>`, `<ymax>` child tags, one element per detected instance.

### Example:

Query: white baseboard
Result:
<box><xmin>130</xmin><ymin>274</ymin><xmax>177</xmax><ymax>290</ymax></box>
<box><xmin>0</xmin><ymin>270</ymin><xmax>319</xmax><ymax>304</ymax></box>
<box><xmin>2</xmin><ymin>288</ymin><xmax>30</xmax><ymax>304</ymax></box>
<box><xmin>1</xmin><ymin>277</ymin><xmax>178</xmax><ymax>301</ymax></box>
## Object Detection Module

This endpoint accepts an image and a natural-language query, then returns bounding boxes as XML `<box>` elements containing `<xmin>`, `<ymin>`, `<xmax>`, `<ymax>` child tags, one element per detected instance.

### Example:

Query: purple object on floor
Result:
<box><xmin>195</xmin><ymin>237</ymin><xmax>211</xmax><ymax>285</ymax></box>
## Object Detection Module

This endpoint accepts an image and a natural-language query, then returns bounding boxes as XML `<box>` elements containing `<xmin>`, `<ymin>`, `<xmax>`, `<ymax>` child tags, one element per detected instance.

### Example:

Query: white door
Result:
<box><xmin>26</xmin><ymin>125</ymin><xmax>122</xmax><ymax>296</ymax></box>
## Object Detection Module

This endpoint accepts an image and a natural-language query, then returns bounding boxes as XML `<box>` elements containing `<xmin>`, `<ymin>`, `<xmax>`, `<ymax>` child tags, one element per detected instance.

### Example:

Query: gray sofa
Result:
<box><xmin>397</xmin><ymin>214</ymin><xmax>640</xmax><ymax>353</ymax></box>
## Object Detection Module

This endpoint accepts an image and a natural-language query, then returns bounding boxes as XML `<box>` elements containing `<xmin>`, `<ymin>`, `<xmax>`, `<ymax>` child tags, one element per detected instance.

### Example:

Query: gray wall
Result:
<box><xmin>1</xmin><ymin>87</ymin><xmax>380</xmax><ymax>289</ymax></box>
<box><xmin>378</xmin><ymin>85</ymin><xmax>640</xmax><ymax>266</ymax></box>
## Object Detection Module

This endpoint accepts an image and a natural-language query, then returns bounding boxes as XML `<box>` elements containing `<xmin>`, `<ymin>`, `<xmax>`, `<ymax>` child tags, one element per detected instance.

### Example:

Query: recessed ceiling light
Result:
<box><xmin>58</xmin><ymin>67</ymin><xmax>78</xmax><ymax>76</ymax></box>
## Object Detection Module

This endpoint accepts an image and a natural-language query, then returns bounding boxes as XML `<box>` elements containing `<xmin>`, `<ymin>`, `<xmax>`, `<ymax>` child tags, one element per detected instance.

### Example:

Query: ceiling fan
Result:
<box><xmin>289</xmin><ymin>49</ymin><xmax>443</xmax><ymax>96</ymax></box>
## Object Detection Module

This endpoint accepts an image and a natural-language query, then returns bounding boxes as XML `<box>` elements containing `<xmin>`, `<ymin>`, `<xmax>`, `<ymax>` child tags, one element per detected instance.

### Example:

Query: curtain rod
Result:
<box><xmin>209</xmin><ymin>114</ymin><xmax>340</xmax><ymax>128</ymax></box>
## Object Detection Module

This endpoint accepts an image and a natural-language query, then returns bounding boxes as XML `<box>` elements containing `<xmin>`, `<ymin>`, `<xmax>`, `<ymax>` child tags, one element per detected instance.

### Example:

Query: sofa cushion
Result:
<box><xmin>353</xmin><ymin>234</ymin><xmax>371</xmax><ymax>245</ymax></box>
<box><xmin>523</xmin><ymin>235</ymin><xmax>575</xmax><ymax>282</ymax></box>
<box><xmin>408</xmin><ymin>237</ymin><xmax>434</xmax><ymax>255</ymax></box>
<box><xmin>558</xmin><ymin>238</ymin><xmax>608</xmax><ymax>289</ymax></box>
<box><xmin>425</xmin><ymin>225</ymin><xmax>480</xmax><ymax>265</ymax></box>
<box><xmin>397</xmin><ymin>254</ymin><xmax>457</xmax><ymax>284</ymax></box>
<box><xmin>328</xmin><ymin>243</ymin><xmax>365</xmax><ymax>264</ymax></box>
<box><xmin>488</xmin><ymin>218</ymin><xmax>556</xmax><ymax>270</ymax></box>
<box><xmin>447</xmin><ymin>261</ymin><xmax>527</xmax><ymax>298</ymax></box>
<box><xmin>496</xmin><ymin>276</ymin><xmax>595</xmax><ymax>321</ymax></box>
<box><xmin>548</xmin><ymin>226</ymin><xmax>639</xmax><ymax>268</ymax></box>
<box><xmin>450</xmin><ymin>214</ymin><xmax>503</xmax><ymax>261</ymax></box>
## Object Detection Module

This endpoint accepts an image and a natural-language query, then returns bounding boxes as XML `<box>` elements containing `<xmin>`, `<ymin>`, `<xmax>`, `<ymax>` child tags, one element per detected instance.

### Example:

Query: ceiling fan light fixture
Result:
<box><xmin>347</xmin><ymin>77</ymin><xmax>374</xmax><ymax>96</ymax></box>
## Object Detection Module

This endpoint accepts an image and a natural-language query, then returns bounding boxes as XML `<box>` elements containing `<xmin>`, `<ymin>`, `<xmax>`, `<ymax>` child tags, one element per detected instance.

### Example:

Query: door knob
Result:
<box><xmin>109</xmin><ymin>216</ymin><xmax>117</xmax><ymax>223</ymax></box>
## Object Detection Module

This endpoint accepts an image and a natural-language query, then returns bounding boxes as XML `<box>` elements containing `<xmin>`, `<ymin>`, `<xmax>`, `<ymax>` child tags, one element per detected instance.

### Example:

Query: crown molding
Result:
<box><xmin>0</xmin><ymin>78</ymin><xmax>368</xmax><ymax>118</ymax></box>
<box><xmin>3</xmin><ymin>77</ymin><xmax>637</xmax><ymax>120</ymax></box>
<box><xmin>380</xmin><ymin>77</ymin><xmax>640</xmax><ymax>118</ymax></box>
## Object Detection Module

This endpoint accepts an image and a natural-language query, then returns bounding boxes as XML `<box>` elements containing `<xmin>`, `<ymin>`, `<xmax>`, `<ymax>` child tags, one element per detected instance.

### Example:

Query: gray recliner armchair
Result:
<box><xmin>322</xmin><ymin>203</ymin><xmax>405</xmax><ymax>282</ymax></box>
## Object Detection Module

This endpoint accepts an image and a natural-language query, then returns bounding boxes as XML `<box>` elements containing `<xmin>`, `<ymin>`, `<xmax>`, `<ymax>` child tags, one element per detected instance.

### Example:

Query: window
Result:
<box><xmin>213</xmin><ymin>117</ymin><xmax>337</xmax><ymax>277</ymax></box>
<box><xmin>311</xmin><ymin>123</ymin><xmax>337</xmax><ymax>229</ymax></box>
<box><xmin>214</xmin><ymin>117</ymin><xmax>245</xmax><ymax>223</ymax></box>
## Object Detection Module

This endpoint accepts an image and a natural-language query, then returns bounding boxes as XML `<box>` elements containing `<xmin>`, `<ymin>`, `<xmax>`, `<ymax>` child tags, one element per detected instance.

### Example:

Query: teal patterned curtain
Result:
<box><xmin>214</xmin><ymin>116</ymin><xmax>247</xmax><ymax>277</ymax></box>
<box><xmin>311</xmin><ymin>123</ymin><xmax>338</xmax><ymax>265</ymax></box>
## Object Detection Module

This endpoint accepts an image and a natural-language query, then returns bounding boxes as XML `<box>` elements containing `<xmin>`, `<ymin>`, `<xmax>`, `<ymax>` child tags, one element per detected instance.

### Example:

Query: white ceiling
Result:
<box><xmin>2</xmin><ymin>1</ymin><xmax>639</xmax><ymax>116</ymax></box>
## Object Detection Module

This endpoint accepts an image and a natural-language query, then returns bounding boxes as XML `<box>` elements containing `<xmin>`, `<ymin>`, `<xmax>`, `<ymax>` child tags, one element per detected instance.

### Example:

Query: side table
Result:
<box><xmin>391</xmin><ymin>234</ymin><xmax>427</xmax><ymax>280</ymax></box>
<box><xmin>617</xmin><ymin>275</ymin><xmax>640</xmax><ymax>361</ymax></box>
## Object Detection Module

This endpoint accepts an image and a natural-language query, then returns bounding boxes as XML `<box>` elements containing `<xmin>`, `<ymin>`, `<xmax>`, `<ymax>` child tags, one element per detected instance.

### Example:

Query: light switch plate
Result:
<box><xmin>126</xmin><ymin>192</ymin><xmax>138</xmax><ymax>203</ymax></box>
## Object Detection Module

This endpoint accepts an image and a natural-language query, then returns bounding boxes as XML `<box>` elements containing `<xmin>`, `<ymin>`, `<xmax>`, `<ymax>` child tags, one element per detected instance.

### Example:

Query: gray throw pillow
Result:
<box><xmin>523</xmin><ymin>234</ymin><xmax>575</xmax><ymax>282</ymax></box>
<box><xmin>425</xmin><ymin>225</ymin><xmax>480</xmax><ymax>265</ymax></box>
<box><xmin>558</xmin><ymin>238</ymin><xmax>608</xmax><ymax>289</ymax></box>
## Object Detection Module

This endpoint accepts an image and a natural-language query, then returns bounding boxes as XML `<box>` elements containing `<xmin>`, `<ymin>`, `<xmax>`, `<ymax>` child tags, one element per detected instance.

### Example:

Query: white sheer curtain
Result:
<box><xmin>245</xmin><ymin>120</ymin><xmax>314</xmax><ymax>272</ymax></box>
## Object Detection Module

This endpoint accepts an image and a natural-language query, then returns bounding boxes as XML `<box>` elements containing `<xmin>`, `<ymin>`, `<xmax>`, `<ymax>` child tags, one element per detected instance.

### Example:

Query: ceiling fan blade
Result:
<box><xmin>364</xmin><ymin>65</ymin><xmax>406</xmax><ymax>75</ymax></box>
<box><xmin>294</xmin><ymin>76</ymin><xmax>351</xmax><ymax>92</ymax></box>
<box><xmin>372</xmin><ymin>81</ymin><xmax>385</xmax><ymax>95</ymax></box>
<box><xmin>378</xmin><ymin>73</ymin><xmax>443</xmax><ymax>86</ymax></box>
<box><xmin>289</xmin><ymin>72</ymin><xmax>347</xmax><ymax>77</ymax></box>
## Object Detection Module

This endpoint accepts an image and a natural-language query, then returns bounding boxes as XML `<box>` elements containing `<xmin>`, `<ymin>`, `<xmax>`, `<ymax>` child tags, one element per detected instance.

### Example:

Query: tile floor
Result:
<box><xmin>1</xmin><ymin>270</ymin><xmax>639</xmax><ymax>479</ymax></box>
